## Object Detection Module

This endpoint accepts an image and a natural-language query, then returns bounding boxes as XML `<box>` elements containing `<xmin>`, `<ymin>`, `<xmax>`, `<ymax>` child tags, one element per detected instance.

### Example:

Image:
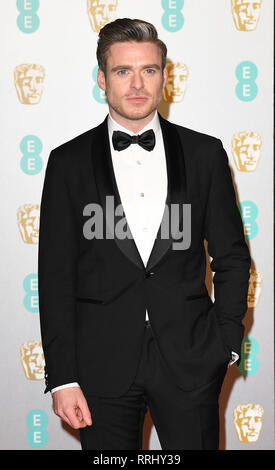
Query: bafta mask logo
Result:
<box><xmin>232</xmin><ymin>132</ymin><xmax>262</xmax><ymax>172</ymax></box>
<box><xmin>248</xmin><ymin>268</ymin><xmax>262</xmax><ymax>307</ymax></box>
<box><xmin>17</xmin><ymin>204</ymin><xmax>40</xmax><ymax>244</ymax></box>
<box><xmin>87</xmin><ymin>0</ymin><xmax>118</xmax><ymax>33</ymax></box>
<box><xmin>233</xmin><ymin>404</ymin><xmax>264</xmax><ymax>442</ymax></box>
<box><xmin>163</xmin><ymin>61</ymin><xmax>189</xmax><ymax>103</ymax></box>
<box><xmin>231</xmin><ymin>0</ymin><xmax>262</xmax><ymax>31</ymax></box>
<box><xmin>20</xmin><ymin>341</ymin><xmax>45</xmax><ymax>380</ymax></box>
<box><xmin>14</xmin><ymin>64</ymin><xmax>45</xmax><ymax>104</ymax></box>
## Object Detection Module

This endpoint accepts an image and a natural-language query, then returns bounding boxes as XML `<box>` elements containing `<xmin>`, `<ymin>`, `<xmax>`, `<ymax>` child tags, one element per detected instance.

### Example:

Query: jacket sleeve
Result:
<box><xmin>38</xmin><ymin>149</ymin><xmax>79</xmax><ymax>393</ymax></box>
<box><xmin>204</xmin><ymin>139</ymin><xmax>251</xmax><ymax>360</ymax></box>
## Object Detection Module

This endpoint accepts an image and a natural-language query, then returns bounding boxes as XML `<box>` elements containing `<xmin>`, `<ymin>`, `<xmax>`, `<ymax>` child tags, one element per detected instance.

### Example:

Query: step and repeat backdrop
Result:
<box><xmin>0</xmin><ymin>0</ymin><xmax>274</xmax><ymax>450</ymax></box>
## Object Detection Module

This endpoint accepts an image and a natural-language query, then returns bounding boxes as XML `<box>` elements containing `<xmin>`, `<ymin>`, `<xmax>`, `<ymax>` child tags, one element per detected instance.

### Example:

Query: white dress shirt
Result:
<box><xmin>51</xmin><ymin>111</ymin><xmax>238</xmax><ymax>394</ymax></box>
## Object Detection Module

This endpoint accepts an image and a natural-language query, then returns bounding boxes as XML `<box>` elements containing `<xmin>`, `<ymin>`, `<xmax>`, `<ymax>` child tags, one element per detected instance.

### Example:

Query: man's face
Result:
<box><xmin>21</xmin><ymin>342</ymin><xmax>45</xmax><ymax>380</ymax></box>
<box><xmin>18</xmin><ymin>68</ymin><xmax>44</xmax><ymax>104</ymax></box>
<box><xmin>247</xmin><ymin>269</ymin><xmax>262</xmax><ymax>307</ymax></box>
<box><xmin>232</xmin><ymin>133</ymin><xmax>261</xmax><ymax>171</ymax></box>
<box><xmin>18</xmin><ymin>206</ymin><xmax>40</xmax><ymax>244</ymax></box>
<box><xmin>237</xmin><ymin>409</ymin><xmax>263</xmax><ymax>442</ymax></box>
<box><xmin>87</xmin><ymin>0</ymin><xmax>118</xmax><ymax>32</ymax></box>
<box><xmin>97</xmin><ymin>41</ymin><xmax>167</xmax><ymax>123</ymax></box>
<box><xmin>24</xmin><ymin>208</ymin><xmax>40</xmax><ymax>243</ymax></box>
<box><xmin>232</xmin><ymin>0</ymin><xmax>262</xmax><ymax>31</ymax></box>
<box><xmin>163</xmin><ymin>63</ymin><xmax>188</xmax><ymax>103</ymax></box>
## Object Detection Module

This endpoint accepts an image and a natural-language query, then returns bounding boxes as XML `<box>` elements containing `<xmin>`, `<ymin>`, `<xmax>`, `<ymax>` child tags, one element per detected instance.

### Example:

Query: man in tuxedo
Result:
<box><xmin>38</xmin><ymin>18</ymin><xmax>251</xmax><ymax>450</ymax></box>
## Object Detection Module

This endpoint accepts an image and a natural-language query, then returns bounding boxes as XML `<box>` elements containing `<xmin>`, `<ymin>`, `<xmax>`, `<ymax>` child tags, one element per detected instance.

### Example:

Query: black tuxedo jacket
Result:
<box><xmin>38</xmin><ymin>112</ymin><xmax>251</xmax><ymax>396</ymax></box>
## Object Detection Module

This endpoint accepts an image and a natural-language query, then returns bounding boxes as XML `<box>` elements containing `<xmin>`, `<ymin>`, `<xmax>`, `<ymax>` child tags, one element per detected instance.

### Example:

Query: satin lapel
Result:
<box><xmin>91</xmin><ymin>115</ymin><xmax>145</xmax><ymax>270</ymax></box>
<box><xmin>90</xmin><ymin>113</ymin><xmax>186</xmax><ymax>272</ymax></box>
<box><xmin>145</xmin><ymin>112</ymin><xmax>187</xmax><ymax>272</ymax></box>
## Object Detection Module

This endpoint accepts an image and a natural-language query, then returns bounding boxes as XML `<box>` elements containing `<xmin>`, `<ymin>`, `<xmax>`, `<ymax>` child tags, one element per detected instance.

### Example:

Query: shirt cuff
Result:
<box><xmin>51</xmin><ymin>382</ymin><xmax>80</xmax><ymax>394</ymax></box>
<box><xmin>229</xmin><ymin>351</ymin><xmax>239</xmax><ymax>366</ymax></box>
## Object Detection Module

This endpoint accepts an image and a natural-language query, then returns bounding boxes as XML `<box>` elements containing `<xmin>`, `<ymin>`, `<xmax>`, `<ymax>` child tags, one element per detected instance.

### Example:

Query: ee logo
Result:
<box><xmin>26</xmin><ymin>409</ymin><xmax>48</xmax><ymax>447</ymax></box>
<box><xmin>92</xmin><ymin>66</ymin><xmax>107</xmax><ymax>104</ymax></box>
<box><xmin>238</xmin><ymin>337</ymin><xmax>259</xmax><ymax>376</ymax></box>
<box><xmin>17</xmin><ymin>0</ymin><xmax>40</xmax><ymax>33</ymax></box>
<box><xmin>235</xmin><ymin>61</ymin><xmax>258</xmax><ymax>101</ymax></box>
<box><xmin>238</xmin><ymin>200</ymin><xmax>259</xmax><ymax>240</ymax></box>
<box><xmin>23</xmin><ymin>273</ymin><xmax>39</xmax><ymax>313</ymax></box>
<box><xmin>20</xmin><ymin>135</ymin><xmax>43</xmax><ymax>175</ymax></box>
<box><xmin>161</xmin><ymin>0</ymin><xmax>184</xmax><ymax>32</ymax></box>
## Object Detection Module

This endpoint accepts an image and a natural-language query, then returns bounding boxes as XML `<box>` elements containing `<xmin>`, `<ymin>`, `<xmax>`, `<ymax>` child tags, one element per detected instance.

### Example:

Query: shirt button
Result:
<box><xmin>145</xmin><ymin>271</ymin><xmax>154</xmax><ymax>278</ymax></box>
<box><xmin>142</xmin><ymin>227</ymin><xmax>148</xmax><ymax>232</ymax></box>
<box><xmin>137</xmin><ymin>160</ymin><xmax>141</xmax><ymax>165</ymax></box>
<box><xmin>140</xmin><ymin>192</ymin><xmax>144</xmax><ymax>197</ymax></box>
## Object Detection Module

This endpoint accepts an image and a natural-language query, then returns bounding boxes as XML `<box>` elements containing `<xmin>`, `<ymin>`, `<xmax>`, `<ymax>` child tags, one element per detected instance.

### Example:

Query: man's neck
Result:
<box><xmin>108</xmin><ymin>108</ymin><xmax>157</xmax><ymax>134</ymax></box>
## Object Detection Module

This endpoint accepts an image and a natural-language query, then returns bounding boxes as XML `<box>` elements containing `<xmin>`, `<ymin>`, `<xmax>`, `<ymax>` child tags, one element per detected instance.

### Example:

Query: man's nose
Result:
<box><xmin>173</xmin><ymin>77</ymin><xmax>181</xmax><ymax>90</ymax></box>
<box><xmin>29</xmin><ymin>78</ymin><xmax>38</xmax><ymax>91</ymax></box>
<box><xmin>103</xmin><ymin>6</ymin><xmax>110</xmax><ymax>20</ymax></box>
<box><xmin>248</xmin><ymin>418</ymin><xmax>256</xmax><ymax>430</ymax></box>
<box><xmin>246</xmin><ymin>5</ymin><xmax>254</xmax><ymax>18</ymax></box>
<box><xmin>247</xmin><ymin>146</ymin><xmax>255</xmax><ymax>158</ymax></box>
<box><xmin>131</xmin><ymin>72</ymin><xmax>144</xmax><ymax>89</ymax></box>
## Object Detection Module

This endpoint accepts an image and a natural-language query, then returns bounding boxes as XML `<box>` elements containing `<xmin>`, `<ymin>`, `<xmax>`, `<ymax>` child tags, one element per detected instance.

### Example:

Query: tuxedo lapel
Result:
<box><xmin>91</xmin><ymin>112</ymin><xmax>187</xmax><ymax>272</ymax></box>
<box><xmin>146</xmin><ymin>112</ymin><xmax>187</xmax><ymax>272</ymax></box>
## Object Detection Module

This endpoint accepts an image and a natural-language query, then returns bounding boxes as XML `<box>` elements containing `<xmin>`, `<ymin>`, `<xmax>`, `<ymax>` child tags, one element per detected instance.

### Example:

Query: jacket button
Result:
<box><xmin>145</xmin><ymin>271</ymin><xmax>154</xmax><ymax>278</ymax></box>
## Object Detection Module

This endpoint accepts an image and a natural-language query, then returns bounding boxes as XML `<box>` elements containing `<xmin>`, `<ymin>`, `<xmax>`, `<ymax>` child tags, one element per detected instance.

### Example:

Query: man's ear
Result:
<box><xmin>162</xmin><ymin>67</ymin><xmax>168</xmax><ymax>89</ymax></box>
<box><xmin>97</xmin><ymin>68</ymin><xmax>106</xmax><ymax>91</ymax></box>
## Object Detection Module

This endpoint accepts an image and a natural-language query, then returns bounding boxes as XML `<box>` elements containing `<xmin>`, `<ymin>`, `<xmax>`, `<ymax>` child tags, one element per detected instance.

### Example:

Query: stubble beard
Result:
<box><xmin>106</xmin><ymin>86</ymin><xmax>164</xmax><ymax>122</ymax></box>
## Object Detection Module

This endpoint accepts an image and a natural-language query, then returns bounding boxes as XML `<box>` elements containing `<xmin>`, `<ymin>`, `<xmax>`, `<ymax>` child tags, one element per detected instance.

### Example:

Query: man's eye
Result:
<box><xmin>145</xmin><ymin>69</ymin><xmax>155</xmax><ymax>74</ymax></box>
<box><xmin>118</xmin><ymin>70</ymin><xmax>128</xmax><ymax>75</ymax></box>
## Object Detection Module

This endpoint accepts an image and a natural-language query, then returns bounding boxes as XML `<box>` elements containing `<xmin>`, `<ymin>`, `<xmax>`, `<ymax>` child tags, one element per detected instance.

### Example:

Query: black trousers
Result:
<box><xmin>79</xmin><ymin>321</ymin><xmax>228</xmax><ymax>450</ymax></box>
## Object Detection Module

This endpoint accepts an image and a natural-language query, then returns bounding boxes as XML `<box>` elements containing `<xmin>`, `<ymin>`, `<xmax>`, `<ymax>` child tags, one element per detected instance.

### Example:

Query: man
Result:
<box><xmin>38</xmin><ymin>18</ymin><xmax>251</xmax><ymax>450</ymax></box>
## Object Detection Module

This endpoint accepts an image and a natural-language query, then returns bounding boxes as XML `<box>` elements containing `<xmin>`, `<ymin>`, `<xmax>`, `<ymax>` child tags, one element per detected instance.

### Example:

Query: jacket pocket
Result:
<box><xmin>212</xmin><ymin>312</ymin><xmax>232</xmax><ymax>361</ymax></box>
<box><xmin>185</xmin><ymin>292</ymin><xmax>209</xmax><ymax>301</ymax></box>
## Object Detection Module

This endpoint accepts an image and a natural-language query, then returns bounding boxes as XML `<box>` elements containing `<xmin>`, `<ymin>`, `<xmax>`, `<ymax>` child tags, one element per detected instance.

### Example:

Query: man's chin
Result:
<box><xmin>120</xmin><ymin>106</ymin><xmax>156</xmax><ymax>121</ymax></box>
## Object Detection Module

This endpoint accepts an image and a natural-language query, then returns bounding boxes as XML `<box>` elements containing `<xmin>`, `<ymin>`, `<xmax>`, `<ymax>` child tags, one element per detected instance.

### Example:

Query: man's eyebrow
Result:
<box><xmin>110</xmin><ymin>63</ymin><xmax>161</xmax><ymax>72</ymax></box>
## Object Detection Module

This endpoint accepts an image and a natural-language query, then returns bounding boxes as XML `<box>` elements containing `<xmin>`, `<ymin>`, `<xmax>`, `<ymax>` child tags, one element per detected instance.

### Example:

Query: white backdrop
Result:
<box><xmin>0</xmin><ymin>0</ymin><xmax>274</xmax><ymax>450</ymax></box>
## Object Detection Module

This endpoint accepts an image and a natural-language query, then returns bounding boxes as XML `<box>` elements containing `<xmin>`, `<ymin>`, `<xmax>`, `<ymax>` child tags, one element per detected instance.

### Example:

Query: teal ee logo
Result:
<box><xmin>238</xmin><ymin>336</ymin><xmax>259</xmax><ymax>376</ymax></box>
<box><xmin>17</xmin><ymin>0</ymin><xmax>40</xmax><ymax>33</ymax></box>
<box><xmin>238</xmin><ymin>200</ymin><xmax>258</xmax><ymax>240</ymax></box>
<box><xmin>161</xmin><ymin>0</ymin><xmax>184</xmax><ymax>32</ymax></box>
<box><xmin>20</xmin><ymin>135</ymin><xmax>43</xmax><ymax>175</ymax></box>
<box><xmin>26</xmin><ymin>409</ymin><xmax>48</xmax><ymax>447</ymax></box>
<box><xmin>92</xmin><ymin>66</ymin><xmax>107</xmax><ymax>104</ymax></box>
<box><xmin>235</xmin><ymin>61</ymin><xmax>258</xmax><ymax>101</ymax></box>
<box><xmin>23</xmin><ymin>273</ymin><xmax>39</xmax><ymax>313</ymax></box>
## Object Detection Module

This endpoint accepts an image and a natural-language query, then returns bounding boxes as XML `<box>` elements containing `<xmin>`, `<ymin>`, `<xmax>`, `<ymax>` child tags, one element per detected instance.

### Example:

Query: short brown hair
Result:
<box><xmin>96</xmin><ymin>18</ymin><xmax>167</xmax><ymax>75</ymax></box>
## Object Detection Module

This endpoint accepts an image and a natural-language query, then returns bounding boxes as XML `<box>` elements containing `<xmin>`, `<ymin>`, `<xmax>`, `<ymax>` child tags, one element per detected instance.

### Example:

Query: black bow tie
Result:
<box><xmin>112</xmin><ymin>129</ymin><xmax>156</xmax><ymax>152</ymax></box>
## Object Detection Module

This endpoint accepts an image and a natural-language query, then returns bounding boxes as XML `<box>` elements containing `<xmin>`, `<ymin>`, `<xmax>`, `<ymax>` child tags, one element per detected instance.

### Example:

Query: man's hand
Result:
<box><xmin>52</xmin><ymin>387</ymin><xmax>92</xmax><ymax>429</ymax></box>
